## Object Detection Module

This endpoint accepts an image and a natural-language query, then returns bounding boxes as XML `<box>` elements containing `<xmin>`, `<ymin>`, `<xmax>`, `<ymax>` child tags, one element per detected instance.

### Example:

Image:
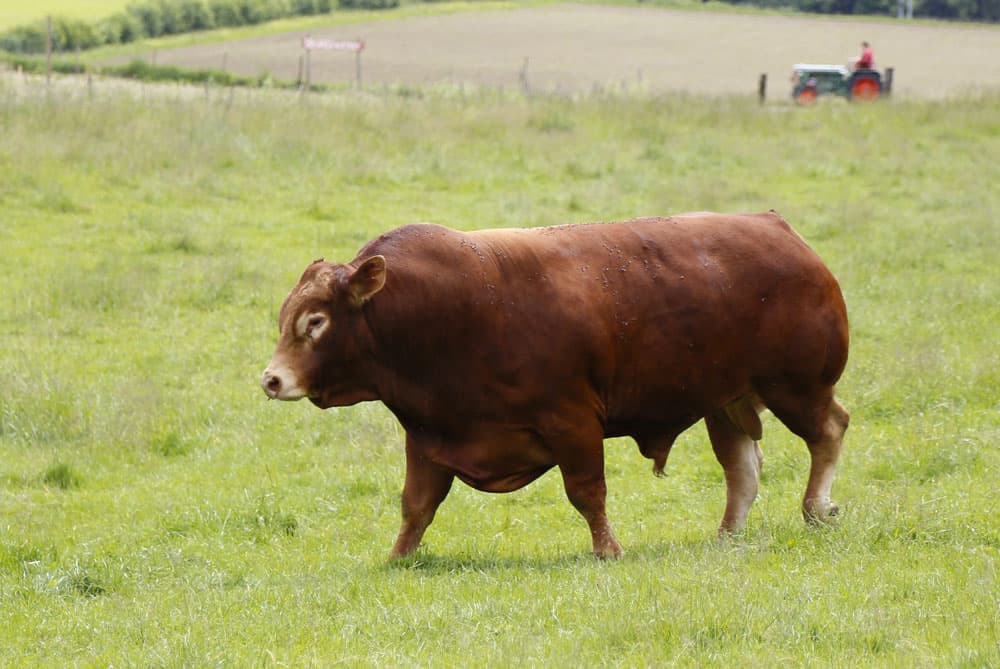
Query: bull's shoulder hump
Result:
<box><xmin>356</xmin><ymin>223</ymin><xmax>461</xmax><ymax>258</ymax></box>
<box><xmin>378</xmin><ymin>222</ymin><xmax>458</xmax><ymax>242</ymax></box>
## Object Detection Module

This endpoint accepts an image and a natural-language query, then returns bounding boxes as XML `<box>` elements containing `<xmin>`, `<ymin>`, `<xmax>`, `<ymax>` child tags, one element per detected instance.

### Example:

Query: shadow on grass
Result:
<box><xmin>380</xmin><ymin>551</ymin><xmax>606</xmax><ymax>574</ymax></box>
<box><xmin>376</xmin><ymin>535</ymin><xmax>737</xmax><ymax>573</ymax></box>
<box><xmin>376</xmin><ymin>521</ymin><xmax>859</xmax><ymax>573</ymax></box>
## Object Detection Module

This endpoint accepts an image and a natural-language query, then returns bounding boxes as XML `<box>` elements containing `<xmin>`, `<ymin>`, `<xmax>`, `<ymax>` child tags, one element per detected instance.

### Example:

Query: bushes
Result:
<box><xmin>51</xmin><ymin>19</ymin><xmax>101</xmax><ymax>51</ymax></box>
<box><xmin>207</xmin><ymin>0</ymin><xmax>246</xmax><ymax>26</ymax></box>
<box><xmin>105</xmin><ymin>58</ymin><xmax>254</xmax><ymax>85</ymax></box>
<box><xmin>719</xmin><ymin>0</ymin><xmax>999</xmax><ymax>19</ymax></box>
<box><xmin>0</xmin><ymin>0</ymin><xmax>376</xmax><ymax>55</ymax></box>
<box><xmin>0</xmin><ymin>53</ymin><xmax>332</xmax><ymax>91</ymax></box>
<box><xmin>292</xmin><ymin>0</ymin><xmax>335</xmax><ymax>12</ymax></box>
<box><xmin>179</xmin><ymin>1</ymin><xmax>217</xmax><ymax>31</ymax></box>
<box><xmin>2</xmin><ymin>54</ymin><xmax>88</xmax><ymax>75</ymax></box>
<box><xmin>339</xmin><ymin>0</ymin><xmax>399</xmax><ymax>8</ymax></box>
<box><xmin>238</xmin><ymin>0</ymin><xmax>293</xmax><ymax>24</ymax></box>
<box><xmin>0</xmin><ymin>25</ymin><xmax>47</xmax><ymax>54</ymax></box>
<box><xmin>97</xmin><ymin>13</ymin><xmax>146</xmax><ymax>45</ymax></box>
<box><xmin>0</xmin><ymin>18</ymin><xmax>102</xmax><ymax>54</ymax></box>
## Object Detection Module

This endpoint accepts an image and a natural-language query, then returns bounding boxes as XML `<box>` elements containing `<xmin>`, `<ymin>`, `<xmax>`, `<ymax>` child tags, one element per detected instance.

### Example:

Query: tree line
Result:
<box><xmin>719</xmin><ymin>0</ymin><xmax>998</xmax><ymax>21</ymax></box>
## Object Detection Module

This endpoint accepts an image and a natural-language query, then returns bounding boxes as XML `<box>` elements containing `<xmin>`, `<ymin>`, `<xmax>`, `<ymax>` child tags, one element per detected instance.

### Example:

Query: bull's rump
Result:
<box><xmin>361</xmin><ymin>212</ymin><xmax>848</xmax><ymax>436</ymax></box>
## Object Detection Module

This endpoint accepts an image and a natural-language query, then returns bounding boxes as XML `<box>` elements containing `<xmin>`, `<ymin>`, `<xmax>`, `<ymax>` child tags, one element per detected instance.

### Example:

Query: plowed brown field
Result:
<box><xmin>106</xmin><ymin>4</ymin><xmax>1000</xmax><ymax>98</ymax></box>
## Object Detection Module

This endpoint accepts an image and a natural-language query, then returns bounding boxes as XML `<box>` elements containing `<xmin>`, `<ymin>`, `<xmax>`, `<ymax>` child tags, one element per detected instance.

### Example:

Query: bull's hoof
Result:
<box><xmin>388</xmin><ymin>542</ymin><xmax>421</xmax><ymax>560</ymax></box>
<box><xmin>594</xmin><ymin>541</ymin><xmax>624</xmax><ymax>560</ymax></box>
<box><xmin>716</xmin><ymin>525</ymin><xmax>746</xmax><ymax>541</ymax></box>
<box><xmin>803</xmin><ymin>498</ymin><xmax>840</xmax><ymax>525</ymax></box>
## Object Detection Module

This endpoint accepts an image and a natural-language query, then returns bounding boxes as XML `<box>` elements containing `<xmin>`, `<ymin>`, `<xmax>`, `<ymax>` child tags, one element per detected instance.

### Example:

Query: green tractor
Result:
<box><xmin>791</xmin><ymin>64</ymin><xmax>887</xmax><ymax>105</ymax></box>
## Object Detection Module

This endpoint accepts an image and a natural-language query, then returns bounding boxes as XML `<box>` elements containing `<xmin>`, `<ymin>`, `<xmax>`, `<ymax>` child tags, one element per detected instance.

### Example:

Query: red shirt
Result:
<box><xmin>858</xmin><ymin>47</ymin><xmax>874</xmax><ymax>69</ymax></box>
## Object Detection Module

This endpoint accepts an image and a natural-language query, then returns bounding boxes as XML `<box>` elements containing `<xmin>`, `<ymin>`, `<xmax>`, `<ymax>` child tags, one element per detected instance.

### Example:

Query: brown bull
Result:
<box><xmin>261</xmin><ymin>212</ymin><xmax>849</xmax><ymax>558</ymax></box>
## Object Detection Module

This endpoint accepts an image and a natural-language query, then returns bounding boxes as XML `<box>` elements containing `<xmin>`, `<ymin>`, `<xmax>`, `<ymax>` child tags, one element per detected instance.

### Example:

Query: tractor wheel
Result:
<box><xmin>850</xmin><ymin>76</ymin><xmax>881</xmax><ymax>101</ymax></box>
<box><xmin>796</xmin><ymin>88</ymin><xmax>817</xmax><ymax>106</ymax></box>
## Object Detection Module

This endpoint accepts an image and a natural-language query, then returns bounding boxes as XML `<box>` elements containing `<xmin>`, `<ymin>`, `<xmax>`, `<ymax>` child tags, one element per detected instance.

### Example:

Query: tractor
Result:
<box><xmin>791</xmin><ymin>64</ymin><xmax>887</xmax><ymax>105</ymax></box>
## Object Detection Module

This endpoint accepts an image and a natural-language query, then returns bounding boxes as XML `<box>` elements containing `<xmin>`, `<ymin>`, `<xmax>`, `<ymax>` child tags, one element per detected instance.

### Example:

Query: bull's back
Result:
<box><xmin>469</xmin><ymin>212</ymin><xmax>842</xmax><ymax>344</ymax></box>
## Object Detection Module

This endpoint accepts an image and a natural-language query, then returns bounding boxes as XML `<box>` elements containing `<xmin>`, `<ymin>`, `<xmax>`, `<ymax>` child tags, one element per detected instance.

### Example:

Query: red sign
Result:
<box><xmin>302</xmin><ymin>37</ymin><xmax>365</xmax><ymax>52</ymax></box>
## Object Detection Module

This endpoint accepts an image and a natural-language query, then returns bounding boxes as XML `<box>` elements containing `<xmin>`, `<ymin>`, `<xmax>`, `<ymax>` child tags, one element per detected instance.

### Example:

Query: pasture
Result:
<box><xmin>1</xmin><ymin>71</ymin><xmax>998</xmax><ymax>665</ymax></box>
<box><xmin>95</xmin><ymin>3</ymin><xmax>1000</xmax><ymax>99</ymax></box>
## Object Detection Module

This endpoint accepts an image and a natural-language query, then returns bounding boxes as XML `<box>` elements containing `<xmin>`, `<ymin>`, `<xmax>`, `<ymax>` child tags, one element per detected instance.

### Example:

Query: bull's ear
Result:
<box><xmin>347</xmin><ymin>255</ymin><xmax>387</xmax><ymax>307</ymax></box>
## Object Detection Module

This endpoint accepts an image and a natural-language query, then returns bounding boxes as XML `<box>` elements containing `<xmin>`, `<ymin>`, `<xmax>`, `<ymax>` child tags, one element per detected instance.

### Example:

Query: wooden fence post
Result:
<box><xmin>884</xmin><ymin>67</ymin><xmax>894</xmax><ymax>96</ymax></box>
<box><xmin>46</xmin><ymin>16</ymin><xmax>52</xmax><ymax>85</ymax></box>
<box><xmin>305</xmin><ymin>47</ymin><xmax>312</xmax><ymax>91</ymax></box>
<box><xmin>758</xmin><ymin>73</ymin><xmax>767</xmax><ymax>104</ymax></box>
<box><xmin>355</xmin><ymin>37</ymin><xmax>363</xmax><ymax>89</ymax></box>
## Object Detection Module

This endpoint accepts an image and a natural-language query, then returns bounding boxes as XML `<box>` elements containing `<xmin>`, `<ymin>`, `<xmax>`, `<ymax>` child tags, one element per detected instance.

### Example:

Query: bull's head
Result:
<box><xmin>261</xmin><ymin>255</ymin><xmax>386</xmax><ymax>408</ymax></box>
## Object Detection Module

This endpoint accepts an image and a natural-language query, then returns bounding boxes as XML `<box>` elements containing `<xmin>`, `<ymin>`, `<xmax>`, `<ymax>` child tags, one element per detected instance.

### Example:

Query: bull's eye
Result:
<box><xmin>304</xmin><ymin>314</ymin><xmax>328</xmax><ymax>340</ymax></box>
<box><xmin>295</xmin><ymin>311</ymin><xmax>330</xmax><ymax>341</ymax></box>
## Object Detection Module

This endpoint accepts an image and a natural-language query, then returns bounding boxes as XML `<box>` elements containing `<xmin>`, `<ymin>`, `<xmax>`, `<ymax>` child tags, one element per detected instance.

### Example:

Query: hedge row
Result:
<box><xmin>2</xmin><ymin>54</ymin><xmax>341</xmax><ymax>91</ymax></box>
<box><xmin>0</xmin><ymin>0</ymin><xmax>398</xmax><ymax>55</ymax></box>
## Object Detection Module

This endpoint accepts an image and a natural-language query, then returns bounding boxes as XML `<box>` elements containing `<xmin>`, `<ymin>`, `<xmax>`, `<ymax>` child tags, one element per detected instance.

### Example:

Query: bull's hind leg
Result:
<box><xmin>801</xmin><ymin>398</ymin><xmax>849</xmax><ymax>523</ymax></box>
<box><xmin>706</xmin><ymin>407</ymin><xmax>764</xmax><ymax>535</ymax></box>
<box><xmin>762</xmin><ymin>386</ymin><xmax>849</xmax><ymax>524</ymax></box>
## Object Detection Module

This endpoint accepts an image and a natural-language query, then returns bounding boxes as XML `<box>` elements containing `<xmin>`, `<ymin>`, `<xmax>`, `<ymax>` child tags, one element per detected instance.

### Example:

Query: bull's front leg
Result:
<box><xmin>389</xmin><ymin>435</ymin><xmax>454</xmax><ymax>559</ymax></box>
<box><xmin>557</xmin><ymin>431</ymin><xmax>623</xmax><ymax>559</ymax></box>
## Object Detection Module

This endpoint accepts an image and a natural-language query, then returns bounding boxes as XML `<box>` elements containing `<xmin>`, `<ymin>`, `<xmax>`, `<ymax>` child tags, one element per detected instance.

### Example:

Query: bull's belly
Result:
<box><xmin>604</xmin><ymin>394</ymin><xmax>707</xmax><ymax>440</ymax></box>
<box><xmin>417</xmin><ymin>426</ymin><xmax>557</xmax><ymax>493</ymax></box>
<box><xmin>605</xmin><ymin>413</ymin><xmax>702</xmax><ymax>441</ymax></box>
<box><xmin>455</xmin><ymin>464</ymin><xmax>555</xmax><ymax>493</ymax></box>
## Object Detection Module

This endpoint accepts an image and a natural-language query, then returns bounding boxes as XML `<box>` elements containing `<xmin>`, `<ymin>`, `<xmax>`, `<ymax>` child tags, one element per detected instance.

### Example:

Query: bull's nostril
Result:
<box><xmin>264</xmin><ymin>374</ymin><xmax>281</xmax><ymax>395</ymax></box>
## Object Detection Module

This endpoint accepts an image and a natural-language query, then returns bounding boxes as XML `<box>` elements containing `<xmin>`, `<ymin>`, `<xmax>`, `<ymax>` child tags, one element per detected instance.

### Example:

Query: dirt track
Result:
<box><xmin>106</xmin><ymin>4</ymin><xmax>1000</xmax><ymax>98</ymax></box>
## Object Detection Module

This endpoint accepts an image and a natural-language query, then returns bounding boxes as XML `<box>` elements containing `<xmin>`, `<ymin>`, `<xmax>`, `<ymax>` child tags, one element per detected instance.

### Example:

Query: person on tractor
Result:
<box><xmin>852</xmin><ymin>41</ymin><xmax>875</xmax><ymax>70</ymax></box>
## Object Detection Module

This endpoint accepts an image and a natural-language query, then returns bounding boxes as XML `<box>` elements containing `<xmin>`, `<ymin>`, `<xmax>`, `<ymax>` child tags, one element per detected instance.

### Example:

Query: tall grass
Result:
<box><xmin>0</xmin><ymin>79</ymin><xmax>997</xmax><ymax>665</ymax></box>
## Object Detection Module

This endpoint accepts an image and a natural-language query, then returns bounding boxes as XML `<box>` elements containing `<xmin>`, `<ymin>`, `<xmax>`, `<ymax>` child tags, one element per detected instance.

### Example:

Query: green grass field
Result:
<box><xmin>1</xmin><ymin>77</ymin><xmax>998</xmax><ymax>665</ymax></box>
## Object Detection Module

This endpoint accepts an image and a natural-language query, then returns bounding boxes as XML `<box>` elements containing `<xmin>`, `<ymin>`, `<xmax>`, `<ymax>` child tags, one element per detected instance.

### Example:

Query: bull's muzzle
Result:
<box><xmin>260</xmin><ymin>363</ymin><xmax>307</xmax><ymax>401</ymax></box>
